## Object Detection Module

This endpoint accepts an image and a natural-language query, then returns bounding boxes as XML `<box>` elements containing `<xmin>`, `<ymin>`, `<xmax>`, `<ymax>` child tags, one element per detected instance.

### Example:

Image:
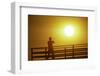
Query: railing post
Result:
<box><xmin>64</xmin><ymin>48</ymin><xmax>66</xmax><ymax>59</ymax></box>
<box><xmin>31</xmin><ymin>48</ymin><xmax>33</xmax><ymax>60</ymax></box>
<box><xmin>72</xmin><ymin>45</ymin><xmax>74</xmax><ymax>58</ymax></box>
<box><xmin>45</xmin><ymin>47</ymin><xmax>48</xmax><ymax>60</ymax></box>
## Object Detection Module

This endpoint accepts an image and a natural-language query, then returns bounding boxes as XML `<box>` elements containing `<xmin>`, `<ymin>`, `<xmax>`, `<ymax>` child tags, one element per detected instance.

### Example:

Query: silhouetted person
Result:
<box><xmin>47</xmin><ymin>37</ymin><xmax>55</xmax><ymax>59</ymax></box>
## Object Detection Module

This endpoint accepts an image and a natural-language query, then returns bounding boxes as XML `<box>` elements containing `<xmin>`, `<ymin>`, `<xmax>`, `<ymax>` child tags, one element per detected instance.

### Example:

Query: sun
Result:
<box><xmin>64</xmin><ymin>25</ymin><xmax>74</xmax><ymax>37</ymax></box>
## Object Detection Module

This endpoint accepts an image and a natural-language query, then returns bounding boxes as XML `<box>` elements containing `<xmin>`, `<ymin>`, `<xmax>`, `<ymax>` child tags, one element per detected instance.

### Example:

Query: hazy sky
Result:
<box><xmin>28</xmin><ymin>15</ymin><xmax>88</xmax><ymax>48</ymax></box>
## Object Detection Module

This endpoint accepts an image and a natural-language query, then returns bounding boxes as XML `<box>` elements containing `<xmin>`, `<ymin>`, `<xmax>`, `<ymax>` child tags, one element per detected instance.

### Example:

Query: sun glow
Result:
<box><xmin>64</xmin><ymin>25</ymin><xmax>74</xmax><ymax>37</ymax></box>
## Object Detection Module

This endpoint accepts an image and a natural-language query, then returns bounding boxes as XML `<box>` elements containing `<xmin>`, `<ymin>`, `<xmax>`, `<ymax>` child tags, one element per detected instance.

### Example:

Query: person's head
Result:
<box><xmin>49</xmin><ymin>37</ymin><xmax>52</xmax><ymax>41</ymax></box>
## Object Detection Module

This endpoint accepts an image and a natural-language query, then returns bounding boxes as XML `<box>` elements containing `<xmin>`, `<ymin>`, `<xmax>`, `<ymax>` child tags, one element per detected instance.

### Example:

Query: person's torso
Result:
<box><xmin>48</xmin><ymin>41</ymin><xmax>54</xmax><ymax>50</ymax></box>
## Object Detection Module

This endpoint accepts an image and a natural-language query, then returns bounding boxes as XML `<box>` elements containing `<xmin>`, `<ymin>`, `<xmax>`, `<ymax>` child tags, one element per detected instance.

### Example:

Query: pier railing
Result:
<box><xmin>30</xmin><ymin>43</ymin><xmax>88</xmax><ymax>60</ymax></box>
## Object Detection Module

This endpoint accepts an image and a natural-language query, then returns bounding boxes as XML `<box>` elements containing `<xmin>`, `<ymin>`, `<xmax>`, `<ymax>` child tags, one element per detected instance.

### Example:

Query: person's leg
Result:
<box><xmin>52</xmin><ymin>50</ymin><xmax>55</xmax><ymax>59</ymax></box>
<box><xmin>48</xmin><ymin>50</ymin><xmax>50</xmax><ymax>59</ymax></box>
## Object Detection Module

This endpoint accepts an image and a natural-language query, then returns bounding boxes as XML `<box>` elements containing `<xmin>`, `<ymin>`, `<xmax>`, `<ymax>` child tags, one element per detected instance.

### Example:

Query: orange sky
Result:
<box><xmin>28</xmin><ymin>15</ymin><xmax>88</xmax><ymax>48</ymax></box>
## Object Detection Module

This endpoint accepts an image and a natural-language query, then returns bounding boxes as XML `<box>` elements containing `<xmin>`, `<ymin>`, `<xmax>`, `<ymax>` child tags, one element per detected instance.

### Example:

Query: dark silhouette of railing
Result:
<box><xmin>30</xmin><ymin>43</ymin><xmax>88</xmax><ymax>60</ymax></box>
